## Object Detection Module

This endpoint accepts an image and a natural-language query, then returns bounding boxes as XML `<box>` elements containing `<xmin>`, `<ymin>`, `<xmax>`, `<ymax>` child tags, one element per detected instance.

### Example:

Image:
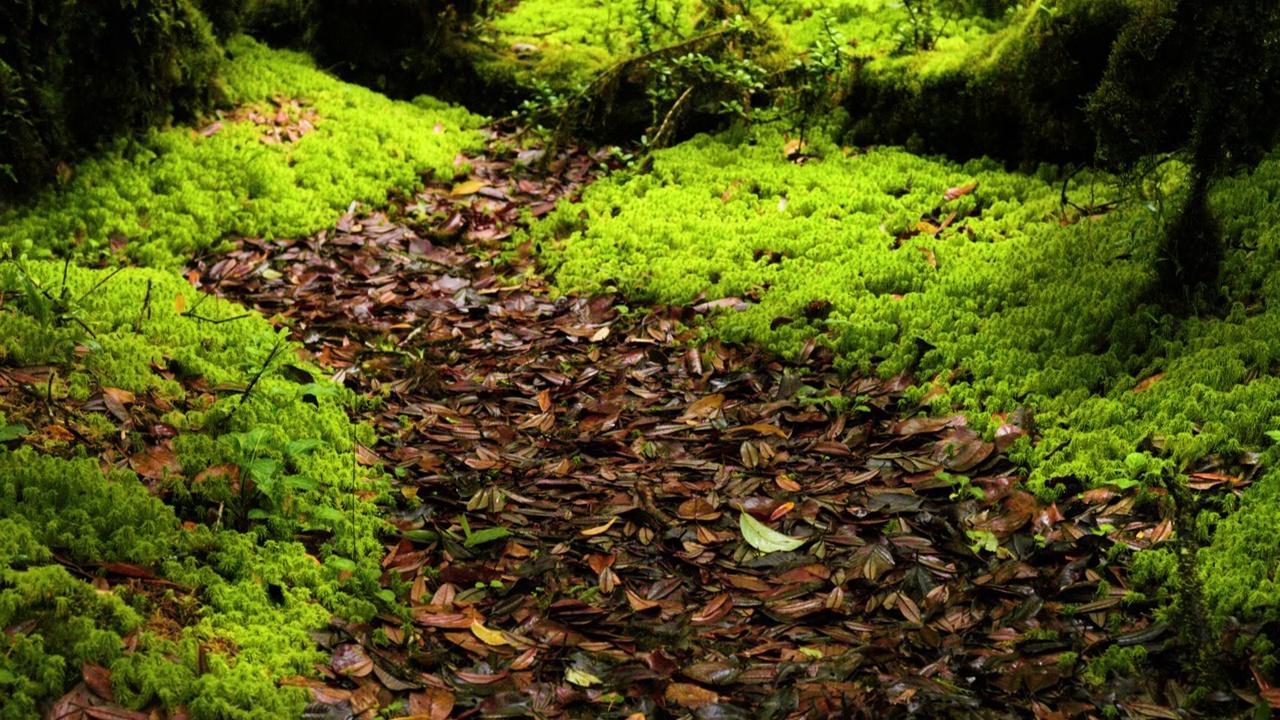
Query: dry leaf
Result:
<box><xmin>580</xmin><ymin>516</ymin><xmax>618</xmax><ymax>536</ymax></box>
<box><xmin>449</xmin><ymin>179</ymin><xmax>490</xmax><ymax>196</ymax></box>
<box><xmin>944</xmin><ymin>181</ymin><xmax>979</xmax><ymax>201</ymax></box>
<box><xmin>681</xmin><ymin>393</ymin><xmax>725</xmax><ymax>424</ymax></box>
<box><xmin>470</xmin><ymin>621</ymin><xmax>509</xmax><ymax>646</ymax></box>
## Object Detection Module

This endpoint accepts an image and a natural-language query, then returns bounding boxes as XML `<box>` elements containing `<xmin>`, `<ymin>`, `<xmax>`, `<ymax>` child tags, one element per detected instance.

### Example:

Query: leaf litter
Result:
<box><xmin>0</xmin><ymin>127</ymin><xmax>1263</xmax><ymax>718</ymax></box>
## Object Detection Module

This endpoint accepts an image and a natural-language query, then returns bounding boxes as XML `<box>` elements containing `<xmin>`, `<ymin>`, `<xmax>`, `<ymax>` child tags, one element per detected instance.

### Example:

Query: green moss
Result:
<box><xmin>479</xmin><ymin>0</ymin><xmax>1010</xmax><ymax>94</ymax></box>
<box><xmin>1082</xmin><ymin>644</ymin><xmax>1147</xmax><ymax>686</ymax></box>
<box><xmin>0</xmin><ymin>257</ymin><xmax>397</xmax><ymax>715</ymax></box>
<box><xmin>0</xmin><ymin>36</ymin><xmax>483</xmax><ymax>268</ymax></box>
<box><xmin>529</xmin><ymin>125</ymin><xmax>1280</xmax><ymax>503</ymax></box>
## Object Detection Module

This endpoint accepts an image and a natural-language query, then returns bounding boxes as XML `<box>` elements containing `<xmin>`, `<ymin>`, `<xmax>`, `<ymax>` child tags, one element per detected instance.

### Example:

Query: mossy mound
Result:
<box><xmin>844</xmin><ymin>0</ymin><xmax>1136</xmax><ymax>167</ymax></box>
<box><xmin>0</xmin><ymin>0</ymin><xmax>226</xmax><ymax>201</ymax></box>
<box><xmin>524</xmin><ymin>125</ymin><xmax>1280</xmax><ymax>629</ymax></box>
<box><xmin>0</xmin><ymin>260</ymin><xmax>391</xmax><ymax>717</ymax></box>
<box><xmin>0</xmin><ymin>36</ymin><xmax>483</xmax><ymax>269</ymax></box>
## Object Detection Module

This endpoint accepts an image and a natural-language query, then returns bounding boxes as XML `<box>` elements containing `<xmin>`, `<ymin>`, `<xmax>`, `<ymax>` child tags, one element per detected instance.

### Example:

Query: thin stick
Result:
<box><xmin>653</xmin><ymin>85</ymin><xmax>696</xmax><ymax>149</ymax></box>
<box><xmin>236</xmin><ymin>336</ymin><xmax>286</xmax><ymax>412</ymax></box>
<box><xmin>75</xmin><ymin>265</ymin><xmax>124</xmax><ymax>305</ymax></box>
<box><xmin>135</xmin><ymin>279</ymin><xmax>152</xmax><ymax>333</ymax></box>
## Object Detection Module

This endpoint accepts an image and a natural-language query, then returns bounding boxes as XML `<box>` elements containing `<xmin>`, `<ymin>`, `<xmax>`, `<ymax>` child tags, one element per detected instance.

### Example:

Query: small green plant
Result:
<box><xmin>966</xmin><ymin>528</ymin><xmax>999</xmax><ymax>554</ymax></box>
<box><xmin>215</xmin><ymin>427</ymin><xmax>336</xmax><ymax>529</ymax></box>
<box><xmin>938</xmin><ymin>471</ymin><xmax>984</xmax><ymax>502</ymax></box>
<box><xmin>457</xmin><ymin>515</ymin><xmax>513</xmax><ymax>548</ymax></box>
<box><xmin>776</xmin><ymin>11</ymin><xmax>854</xmax><ymax>146</ymax></box>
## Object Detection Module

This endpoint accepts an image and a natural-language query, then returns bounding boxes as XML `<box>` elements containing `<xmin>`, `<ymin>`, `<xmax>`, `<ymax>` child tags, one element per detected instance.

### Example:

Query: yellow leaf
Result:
<box><xmin>174</xmin><ymin>293</ymin><xmax>185</xmax><ymax>314</ymax></box>
<box><xmin>449</xmin><ymin>180</ymin><xmax>490</xmax><ymax>196</ymax></box>
<box><xmin>469</xmin><ymin>621</ymin><xmax>508</xmax><ymax>646</ymax></box>
<box><xmin>580</xmin><ymin>516</ymin><xmax>618</xmax><ymax>537</ymax></box>
<box><xmin>589</xmin><ymin>326</ymin><xmax>610</xmax><ymax>342</ymax></box>
<box><xmin>565</xmin><ymin>667</ymin><xmax>602</xmax><ymax>687</ymax></box>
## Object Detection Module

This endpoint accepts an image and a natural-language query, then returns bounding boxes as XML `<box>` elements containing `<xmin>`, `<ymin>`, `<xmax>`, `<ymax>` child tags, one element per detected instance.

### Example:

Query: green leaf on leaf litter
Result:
<box><xmin>739</xmin><ymin>512</ymin><xmax>805</xmax><ymax>553</ymax></box>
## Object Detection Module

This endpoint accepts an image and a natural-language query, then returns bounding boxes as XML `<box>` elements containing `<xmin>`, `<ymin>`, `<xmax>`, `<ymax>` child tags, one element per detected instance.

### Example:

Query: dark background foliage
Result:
<box><xmin>0</xmin><ymin>0</ymin><xmax>225</xmax><ymax>202</ymax></box>
<box><xmin>1089</xmin><ymin>0</ymin><xmax>1280</xmax><ymax>291</ymax></box>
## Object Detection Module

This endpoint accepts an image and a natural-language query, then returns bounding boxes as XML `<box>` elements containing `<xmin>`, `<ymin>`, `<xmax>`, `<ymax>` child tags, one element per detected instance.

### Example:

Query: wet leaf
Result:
<box><xmin>0</xmin><ymin>423</ymin><xmax>29</xmax><ymax>442</ymax></box>
<box><xmin>331</xmin><ymin>644</ymin><xmax>373</xmax><ymax>677</ymax></box>
<box><xmin>665</xmin><ymin>682</ymin><xmax>719</xmax><ymax>708</ymax></box>
<box><xmin>565</xmin><ymin>667</ymin><xmax>602</xmax><ymax>687</ymax></box>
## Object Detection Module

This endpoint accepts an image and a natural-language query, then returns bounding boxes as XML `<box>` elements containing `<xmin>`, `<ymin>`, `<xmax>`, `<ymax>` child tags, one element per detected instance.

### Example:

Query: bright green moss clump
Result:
<box><xmin>0</xmin><ymin>36</ymin><xmax>483</xmax><ymax>268</ymax></box>
<box><xmin>524</xmin><ymin>125</ymin><xmax>1278</xmax><ymax>493</ymax></box>
<box><xmin>0</xmin><ymin>261</ymin><xmax>392</xmax><ymax>717</ymax></box>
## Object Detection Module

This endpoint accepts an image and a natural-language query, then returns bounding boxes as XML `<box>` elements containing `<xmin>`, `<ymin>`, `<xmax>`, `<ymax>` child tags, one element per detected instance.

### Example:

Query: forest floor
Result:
<box><xmin>153</xmin><ymin>129</ymin><xmax>1244</xmax><ymax>719</ymax></box>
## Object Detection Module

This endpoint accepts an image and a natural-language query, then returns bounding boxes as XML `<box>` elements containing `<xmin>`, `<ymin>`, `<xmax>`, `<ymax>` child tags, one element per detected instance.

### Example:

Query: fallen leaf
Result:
<box><xmin>739</xmin><ymin>512</ymin><xmax>805</xmax><ymax>553</ymax></box>
<box><xmin>944</xmin><ymin>181</ymin><xmax>979</xmax><ymax>201</ymax></box>
<box><xmin>665</xmin><ymin>682</ymin><xmax>719</xmax><ymax>708</ymax></box>
<box><xmin>1133</xmin><ymin>373</ymin><xmax>1165</xmax><ymax>393</ymax></box>
<box><xmin>449</xmin><ymin>180</ymin><xmax>490</xmax><ymax>196</ymax></box>
<box><xmin>680</xmin><ymin>393</ymin><xmax>725</xmax><ymax>424</ymax></box>
<box><xmin>580</xmin><ymin>516</ymin><xmax>618</xmax><ymax>536</ymax></box>
<box><xmin>565</xmin><ymin>667</ymin><xmax>602</xmax><ymax>687</ymax></box>
<box><xmin>407</xmin><ymin>689</ymin><xmax>455</xmax><ymax>720</ymax></box>
<box><xmin>331</xmin><ymin>644</ymin><xmax>373</xmax><ymax>677</ymax></box>
<box><xmin>470</xmin><ymin>621</ymin><xmax>509</xmax><ymax>646</ymax></box>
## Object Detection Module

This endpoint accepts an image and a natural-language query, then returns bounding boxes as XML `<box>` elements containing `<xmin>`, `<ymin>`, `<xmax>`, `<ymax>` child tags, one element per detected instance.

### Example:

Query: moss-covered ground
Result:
<box><xmin>478</xmin><ymin>0</ymin><xmax>1012</xmax><ymax>91</ymax></box>
<box><xmin>5</xmin><ymin>0</ymin><xmax>1280</xmax><ymax>715</ymax></box>
<box><xmin>0</xmin><ymin>37</ymin><xmax>481</xmax><ymax>718</ymax></box>
<box><xmin>523</xmin><ymin>124</ymin><xmax>1280</xmax><ymax>628</ymax></box>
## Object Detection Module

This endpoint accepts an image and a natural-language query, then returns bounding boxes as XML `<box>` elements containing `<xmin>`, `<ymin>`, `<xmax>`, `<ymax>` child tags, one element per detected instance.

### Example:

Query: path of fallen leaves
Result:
<box><xmin>3</xmin><ymin>129</ymin><xmax>1269</xmax><ymax>719</ymax></box>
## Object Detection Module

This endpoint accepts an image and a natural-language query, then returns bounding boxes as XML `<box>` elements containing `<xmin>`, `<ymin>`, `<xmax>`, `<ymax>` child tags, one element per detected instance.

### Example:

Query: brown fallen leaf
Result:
<box><xmin>680</xmin><ymin>393</ymin><xmax>725</xmax><ymax>424</ymax></box>
<box><xmin>128</xmin><ymin>447</ymin><xmax>182</xmax><ymax>480</ymax></box>
<box><xmin>407</xmin><ymin>688</ymin><xmax>455</xmax><ymax>720</ymax></box>
<box><xmin>917</xmin><ymin>246</ymin><xmax>938</xmax><ymax>266</ymax></box>
<box><xmin>1133</xmin><ymin>372</ymin><xmax>1165</xmax><ymax>393</ymax></box>
<box><xmin>331</xmin><ymin>644</ymin><xmax>373</xmax><ymax>677</ymax></box>
<box><xmin>944</xmin><ymin>181</ymin><xmax>979</xmax><ymax>201</ymax></box>
<box><xmin>665</xmin><ymin>682</ymin><xmax>719</xmax><ymax>708</ymax></box>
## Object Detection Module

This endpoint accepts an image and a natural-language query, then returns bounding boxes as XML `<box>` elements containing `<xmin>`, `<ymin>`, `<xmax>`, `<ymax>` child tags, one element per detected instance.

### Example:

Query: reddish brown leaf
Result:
<box><xmin>407</xmin><ymin>689</ymin><xmax>455</xmax><ymax>720</ymax></box>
